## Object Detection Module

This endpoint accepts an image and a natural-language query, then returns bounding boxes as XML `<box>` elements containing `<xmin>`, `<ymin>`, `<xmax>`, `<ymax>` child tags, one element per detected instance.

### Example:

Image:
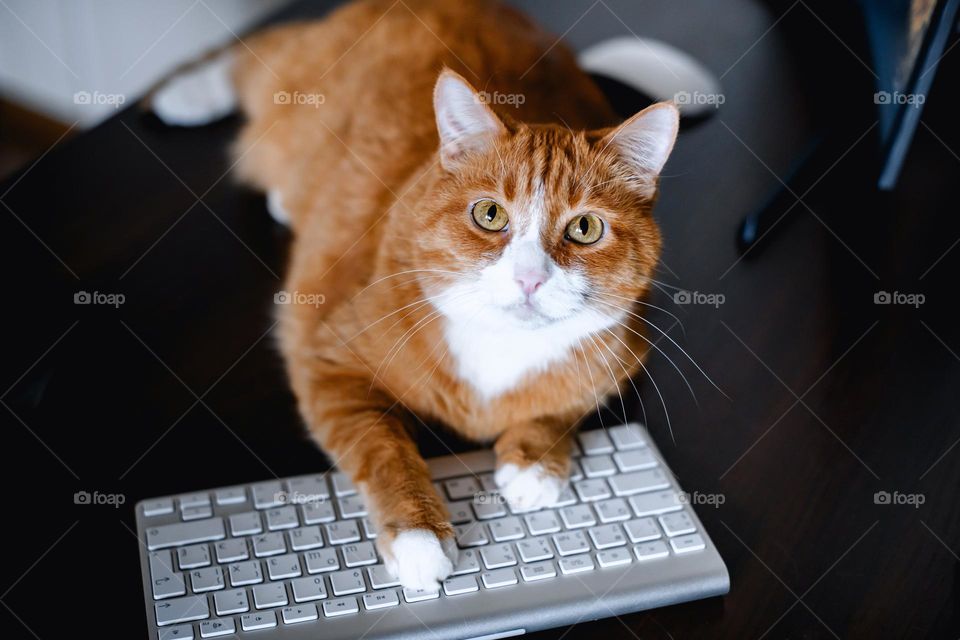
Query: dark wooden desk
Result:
<box><xmin>2</xmin><ymin>1</ymin><xmax>959</xmax><ymax>638</ymax></box>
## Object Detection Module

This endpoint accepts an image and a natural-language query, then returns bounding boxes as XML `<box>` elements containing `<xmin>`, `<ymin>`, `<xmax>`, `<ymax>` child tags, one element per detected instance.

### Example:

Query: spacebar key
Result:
<box><xmin>146</xmin><ymin>518</ymin><xmax>225</xmax><ymax>550</ymax></box>
<box><xmin>155</xmin><ymin>595</ymin><xmax>209</xmax><ymax>626</ymax></box>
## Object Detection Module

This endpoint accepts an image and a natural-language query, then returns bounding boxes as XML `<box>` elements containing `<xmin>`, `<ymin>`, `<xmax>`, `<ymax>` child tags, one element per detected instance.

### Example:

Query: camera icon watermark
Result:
<box><xmin>873</xmin><ymin>290</ymin><xmax>924</xmax><ymax>308</ymax></box>
<box><xmin>274</xmin><ymin>290</ymin><xmax>326</xmax><ymax>308</ymax></box>
<box><xmin>674</xmin><ymin>290</ymin><xmax>725</xmax><ymax>308</ymax></box>
<box><xmin>873</xmin><ymin>490</ymin><xmax>924</xmax><ymax>508</ymax></box>
<box><xmin>476</xmin><ymin>91</ymin><xmax>526</xmax><ymax>108</ymax></box>
<box><xmin>73</xmin><ymin>90</ymin><xmax>126</xmax><ymax>109</ymax></box>
<box><xmin>674</xmin><ymin>90</ymin><xmax>725</xmax><ymax>108</ymax></box>
<box><xmin>74</xmin><ymin>490</ymin><xmax>126</xmax><ymax>508</ymax></box>
<box><xmin>678</xmin><ymin>491</ymin><xmax>726</xmax><ymax>508</ymax></box>
<box><xmin>74</xmin><ymin>290</ymin><xmax>125</xmax><ymax>308</ymax></box>
<box><xmin>873</xmin><ymin>91</ymin><xmax>924</xmax><ymax>107</ymax></box>
<box><xmin>273</xmin><ymin>90</ymin><xmax>326</xmax><ymax>108</ymax></box>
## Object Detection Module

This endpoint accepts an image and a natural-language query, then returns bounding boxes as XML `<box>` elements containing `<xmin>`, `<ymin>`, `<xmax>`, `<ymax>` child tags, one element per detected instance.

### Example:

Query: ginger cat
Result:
<box><xmin>153</xmin><ymin>0</ymin><xmax>678</xmax><ymax>590</ymax></box>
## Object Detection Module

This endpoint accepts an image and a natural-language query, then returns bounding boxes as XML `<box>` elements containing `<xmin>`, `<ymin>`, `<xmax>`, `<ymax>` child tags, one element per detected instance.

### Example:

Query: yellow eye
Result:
<box><xmin>565</xmin><ymin>214</ymin><xmax>604</xmax><ymax>244</ymax></box>
<box><xmin>471</xmin><ymin>199</ymin><xmax>509</xmax><ymax>232</ymax></box>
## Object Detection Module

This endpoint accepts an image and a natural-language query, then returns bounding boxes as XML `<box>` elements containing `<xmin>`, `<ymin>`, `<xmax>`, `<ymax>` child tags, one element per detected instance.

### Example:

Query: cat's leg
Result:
<box><xmin>288</xmin><ymin>350</ymin><xmax>456</xmax><ymax>590</ymax></box>
<box><xmin>493</xmin><ymin>418</ymin><xmax>575</xmax><ymax>511</ymax></box>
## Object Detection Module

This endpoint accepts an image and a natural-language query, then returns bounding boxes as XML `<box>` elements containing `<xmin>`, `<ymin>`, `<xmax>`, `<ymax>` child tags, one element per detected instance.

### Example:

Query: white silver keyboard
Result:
<box><xmin>136</xmin><ymin>423</ymin><xmax>729</xmax><ymax>639</ymax></box>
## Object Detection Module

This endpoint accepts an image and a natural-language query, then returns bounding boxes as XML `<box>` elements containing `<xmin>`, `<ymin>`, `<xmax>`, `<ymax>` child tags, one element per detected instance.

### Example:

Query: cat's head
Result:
<box><xmin>415</xmin><ymin>70</ymin><xmax>678</xmax><ymax>339</ymax></box>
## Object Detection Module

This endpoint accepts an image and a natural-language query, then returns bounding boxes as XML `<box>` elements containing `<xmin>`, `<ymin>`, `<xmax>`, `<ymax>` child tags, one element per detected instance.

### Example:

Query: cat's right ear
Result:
<box><xmin>433</xmin><ymin>69</ymin><xmax>506</xmax><ymax>170</ymax></box>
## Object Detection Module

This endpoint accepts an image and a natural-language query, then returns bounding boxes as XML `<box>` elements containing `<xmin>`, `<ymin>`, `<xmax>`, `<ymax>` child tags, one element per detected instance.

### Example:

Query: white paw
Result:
<box><xmin>495</xmin><ymin>463</ymin><xmax>565</xmax><ymax>512</ymax></box>
<box><xmin>153</xmin><ymin>53</ymin><xmax>236</xmax><ymax>126</ymax></box>
<box><xmin>266</xmin><ymin>189</ymin><xmax>290</xmax><ymax>225</ymax></box>
<box><xmin>383</xmin><ymin>530</ymin><xmax>456</xmax><ymax>591</ymax></box>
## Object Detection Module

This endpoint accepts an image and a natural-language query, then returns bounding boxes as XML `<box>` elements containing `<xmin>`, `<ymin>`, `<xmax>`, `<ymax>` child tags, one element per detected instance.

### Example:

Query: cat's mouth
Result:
<box><xmin>505</xmin><ymin>299</ymin><xmax>565</xmax><ymax>328</ymax></box>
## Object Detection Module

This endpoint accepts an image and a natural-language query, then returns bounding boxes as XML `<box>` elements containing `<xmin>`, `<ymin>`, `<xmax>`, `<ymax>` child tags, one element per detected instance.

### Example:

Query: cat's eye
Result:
<box><xmin>471</xmin><ymin>199</ymin><xmax>509</xmax><ymax>232</ymax></box>
<box><xmin>565</xmin><ymin>214</ymin><xmax>604</xmax><ymax>244</ymax></box>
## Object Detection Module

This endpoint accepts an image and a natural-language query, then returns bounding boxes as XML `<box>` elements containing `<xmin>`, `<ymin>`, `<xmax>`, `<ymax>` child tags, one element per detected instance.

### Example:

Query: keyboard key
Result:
<box><xmin>480</xmin><ymin>568</ymin><xmax>518</xmax><ymax>588</ymax></box>
<box><xmin>179</xmin><ymin>493</ymin><xmax>211</xmax><ymax>510</ymax></box>
<box><xmin>455</xmin><ymin>523</ymin><xmax>489</xmax><ymax>548</ymax></box>
<box><xmin>480</xmin><ymin>543</ymin><xmax>517</xmax><ymax>569</ymax></box>
<box><xmin>553</xmin><ymin>531</ymin><xmax>590</xmax><ymax>556</ymax></box>
<box><xmin>143</xmin><ymin>498</ymin><xmax>174</xmax><ymax>517</ymax></box>
<box><xmin>581</xmin><ymin>455</ymin><xmax>616</xmax><ymax>477</ymax></box>
<box><xmin>452</xmin><ymin>549</ymin><xmax>481</xmax><ymax>575</ymax></box>
<box><xmin>403</xmin><ymin>587</ymin><xmax>440</xmax><ymax>602</ymax></box>
<box><xmin>634</xmin><ymin>540</ymin><xmax>670</xmax><ymax>561</ymax></box>
<box><xmin>241</xmin><ymin>611</ymin><xmax>277</xmax><ymax>631</ymax></box>
<box><xmin>190</xmin><ymin>566</ymin><xmax>225</xmax><ymax>592</ymax></box>
<box><xmin>670</xmin><ymin>533</ymin><xmax>706</xmax><ymax>554</ymax></box>
<box><xmin>472</xmin><ymin>495</ymin><xmax>508</xmax><ymax>520</ymax></box>
<box><xmin>596</xmin><ymin>498</ymin><xmax>632</xmax><ymax>523</ymax></box>
<box><xmin>323</xmin><ymin>597</ymin><xmax>359</xmax><ymax>617</ymax></box>
<box><xmin>214</xmin><ymin>487</ymin><xmax>246</xmax><ymax>506</ymax></box>
<box><xmin>301</xmin><ymin>501</ymin><xmax>336</xmax><ymax>524</ymax></box>
<box><xmin>286</xmin><ymin>475</ymin><xmax>330</xmax><ymax>502</ymax></box>
<box><xmin>252</xmin><ymin>582</ymin><xmax>288</xmax><ymax>608</ymax></box>
<box><xmin>253</xmin><ymin>532</ymin><xmax>287</xmax><ymax>557</ymax></box>
<box><xmin>251</xmin><ymin>481</ymin><xmax>285</xmax><ymax>509</ymax></box>
<box><xmin>569</xmin><ymin>460</ymin><xmax>584</xmax><ymax>481</ymax></box>
<box><xmin>578</xmin><ymin>430</ymin><xmax>614</xmax><ymax>455</ymax></box>
<box><xmin>267</xmin><ymin>553</ymin><xmax>302</xmax><ymax>580</ymax></box>
<box><xmin>182</xmin><ymin>505</ymin><xmax>213</xmax><ymax>521</ymax></box>
<box><xmin>177</xmin><ymin>544</ymin><xmax>211</xmax><ymax>570</ymax></box>
<box><xmin>159</xmin><ymin>624</ymin><xmax>193</xmax><ymax>640</ymax></box>
<box><xmin>614</xmin><ymin>448</ymin><xmax>657</xmax><ymax>472</ymax></box>
<box><xmin>304</xmin><ymin>548</ymin><xmax>340</xmax><ymax>574</ymax></box>
<box><xmin>291</xmin><ymin>575</ymin><xmax>328</xmax><ymax>602</ymax></box>
<box><xmin>597</xmin><ymin>548</ymin><xmax>633</xmax><ymax>568</ymax></box>
<box><xmin>525</xmin><ymin>511</ymin><xmax>561</xmax><ymax>535</ymax></box>
<box><xmin>445</xmin><ymin>477</ymin><xmax>480</xmax><ymax>500</ymax></box>
<box><xmin>330</xmin><ymin>473</ymin><xmax>357</xmax><ymax>498</ymax></box>
<box><xmin>289</xmin><ymin>525</ymin><xmax>324</xmax><ymax>551</ymax></box>
<box><xmin>629</xmin><ymin>491</ymin><xmax>682</xmax><ymax>517</ymax></box>
<box><xmin>560</xmin><ymin>504</ymin><xmax>596</xmax><ymax>529</ymax></box>
<box><xmin>363</xmin><ymin>590</ymin><xmax>400</xmax><ymax>610</ymax></box>
<box><xmin>479</xmin><ymin>473</ymin><xmax>498</xmax><ymax>492</ymax></box>
<box><xmin>343</xmin><ymin>541</ymin><xmax>378</xmax><ymax>567</ymax></box>
<box><xmin>149</xmin><ymin>550</ymin><xmax>186</xmax><ymax>600</ymax></box>
<box><xmin>214</xmin><ymin>538</ymin><xmax>249</xmax><ymax>563</ymax></box>
<box><xmin>490</xmin><ymin>516</ymin><xmax>525</xmax><ymax>542</ymax></box>
<box><xmin>214</xmin><ymin>588</ymin><xmax>249</xmax><ymax>615</ymax></box>
<box><xmin>517</xmin><ymin>537</ymin><xmax>554</xmax><ymax>562</ymax></box>
<box><xmin>146</xmin><ymin>518</ymin><xmax>225</xmax><ymax>550</ymax></box>
<box><xmin>368</xmin><ymin>564</ymin><xmax>402</xmax><ymax>588</ymax></box>
<box><xmin>554</xmin><ymin>487</ymin><xmax>578</xmax><ymax>507</ymax></box>
<box><xmin>330</xmin><ymin>569</ymin><xmax>366</xmax><ymax>595</ymax></box>
<box><xmin>609</xmin><ymin>469</ymin><xmax>670</xmax><ymax>497</ymax></box>
<box><xmin>447</xmin><ymin>500</ymin><xmax>474</xmax><ymax>524</ymax></box>
<box><xmin>660</xmin><ymin>511</ymin><xmax>697</xmax><ymax>537</ymax></box>
<box><xmin>609</xmin><ymin>423</ymin><xmax>646</xmax><ymax>450</ymax></box>
<box><xmin>282</xmin><ymin>603</ymin><xmax>319</xmax><ymax>624</ymax></box>
<box><xmin>443</xmin><ymin>575</ymin><xmax>479</xmax><ymax>595</ymax></box>
<box><xmin>199</xmin><ymin>617</ymin><xmax>235</xmax><ymax>638</ymax></box>
<box><xmin>559</xmin><ymin>555</ymin><xmax>595</xmax><ymax>575</ymax></box>
<box><xmin>229</xmin><ymin>512</ymin><xmax>262</xmax><ymax>537</ymax></box>
<box><xmin>338</xmin><ymin>495</ymin><xmax>367</xmax><ymax>519</ymax></box>
<box><xmin>624</xmin><ymin>518</ymin><xmax>662</xmax><ymax>543</ymax></box>
<box><xmin>574</xmin><ymin>479</ymin><xmax>611</xmax><ymax>502</ymax></box>
<box><xmin>227</xmin><ymin>561</ymin><xmax>263</xmax><ymax>587</ymax></box>
<box><xmin>362</xmin><ymin>518</ymin><xmax>378</xmax><ymax>539</ymax></box>
<box><xmin>520</xmin><ymin>560</ymin><xmax>557</xmax><ymax>582</ymax></box>
<box><xmin>155</xmin><ymin>595</ymin><xmax>209</xmax><ymax>626</ymax></box>
<box><xmin>588</xmin><ymin>523</ymin><xmax>627</xmax><ymax>549</ymax></box>
<box><xmin>266</xmin><ymin>506</ymin><xmax>299</xmax><ymax>530</ymax></box>
<box><xmin>325</xmin><ymin>520</ymin><xmax>361</xmax><ymax>545</ymax></box>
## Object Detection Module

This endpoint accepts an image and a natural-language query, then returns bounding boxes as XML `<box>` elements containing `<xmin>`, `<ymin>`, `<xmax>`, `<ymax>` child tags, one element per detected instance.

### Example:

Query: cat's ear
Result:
<box><xmin>599</xmin><ymin>102</ymin><xmax>679</xmax><ymax>177</ymax></box>
<box><xmin>433</xmin><ymin>69</ymin><xmax>506</xmax><ymax>169</ymax></box>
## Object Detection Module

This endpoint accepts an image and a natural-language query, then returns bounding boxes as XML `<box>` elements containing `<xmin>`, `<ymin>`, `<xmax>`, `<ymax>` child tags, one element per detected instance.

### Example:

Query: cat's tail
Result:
<box><xmin>146</xmin><ymin>47</ymin><xmax>239</xmax><ymax>127</ymax></box>
<box><xmin>577</xmin><ymin>36</ymin><xmax>721</xmax><ymax>119</ymax></box>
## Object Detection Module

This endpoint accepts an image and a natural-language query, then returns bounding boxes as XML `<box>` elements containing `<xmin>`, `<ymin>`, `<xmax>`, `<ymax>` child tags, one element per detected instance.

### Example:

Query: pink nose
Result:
<box><xmin>515</xmin><ymin>270</ymin><xmax>547</xmax><ymax>296</ymax></box>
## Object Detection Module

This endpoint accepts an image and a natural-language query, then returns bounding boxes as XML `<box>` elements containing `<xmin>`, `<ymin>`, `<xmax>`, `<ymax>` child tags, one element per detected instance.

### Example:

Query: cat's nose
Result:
<box><xmin>515</xmin><ymin>270</ymin><xmax>547</xmax><ymax>297</ymax></box>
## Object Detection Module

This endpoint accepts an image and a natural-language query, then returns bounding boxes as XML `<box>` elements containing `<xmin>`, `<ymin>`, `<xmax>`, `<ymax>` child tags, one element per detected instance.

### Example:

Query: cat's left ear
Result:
<box><xmin>599</xmin><ymin>102</ymin><xmax>679</xmax><ymax>177</ymax></box>
<box><xmin>433</xmin><ymin>69</ymin><xmax>506</xmax><ymax>170</ymax></box>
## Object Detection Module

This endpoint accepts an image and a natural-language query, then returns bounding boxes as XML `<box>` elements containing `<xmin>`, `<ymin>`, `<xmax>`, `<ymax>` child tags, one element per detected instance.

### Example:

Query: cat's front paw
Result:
<box><xmin>495</xmin><ymin>463</ymin><xmax>566</xmax><ymax>512</ymax></box>
<box><xmin>381</xmin><ymin>529</ymin><xmax>457</xmax><ymax>591</ymax></box>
